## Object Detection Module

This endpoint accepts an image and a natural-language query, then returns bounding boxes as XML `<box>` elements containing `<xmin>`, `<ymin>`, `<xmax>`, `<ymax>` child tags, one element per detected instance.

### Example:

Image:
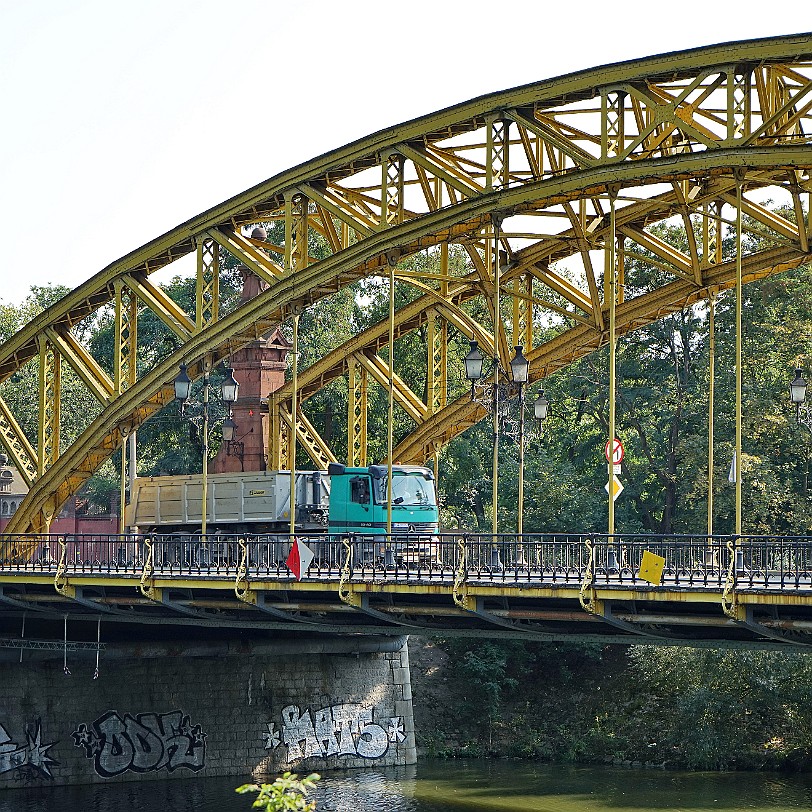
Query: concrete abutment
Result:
<box><xmin>0</xmin><ymin>634</ymin><xmax>416</xmax><ymax>788</ymax></box>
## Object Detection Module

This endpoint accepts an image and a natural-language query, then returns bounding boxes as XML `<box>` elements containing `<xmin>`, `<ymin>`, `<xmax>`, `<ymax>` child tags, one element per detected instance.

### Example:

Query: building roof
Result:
<box><xmin>0</xmin><ymin>465</ymin><xmax>29</xmax><ymax>498</ymax></box>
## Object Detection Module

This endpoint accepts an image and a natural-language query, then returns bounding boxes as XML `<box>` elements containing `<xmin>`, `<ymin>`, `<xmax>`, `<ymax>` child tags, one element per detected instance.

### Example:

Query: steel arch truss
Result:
<box><xmin>2</xmin><ymin>35</ymin><xmax>812</xmax><ymax>532</ymax></box>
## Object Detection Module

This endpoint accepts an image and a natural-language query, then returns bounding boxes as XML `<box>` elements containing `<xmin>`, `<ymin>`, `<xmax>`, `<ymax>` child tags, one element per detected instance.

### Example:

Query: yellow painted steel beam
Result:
<box><xmin>0</xmin><ymin>396</ymin><xmax>37</xmax><ymax>487</ymax></box>
<box><xmin>396</xmin><ymin>143</ymin><xmax>481</xmax><ymax>198</ymax></box>
<box><xmin>508</xmin><ymin>108</ymin><xmax>599</xmax><ymax>170</ymax></box>
<box><xmin>347</xmin><ymin>356</ymin><xmax>368</xmax><ymax>467</ymax></box>
<box><xmin>44</xmin><ymin>326</ymin><xmax>114</xmax><ymax>404</ymax></box>
<box><xmin>206</xmin><ymin>227</ymin><xmax>284</xmax><ymax>285</ymax></box>
<box><xmin>113</xmin><ymin>280</ymin><xmax>138</xmax><ymax>394</ymax></box>
<box><xmin>196</xmin><ymin>238</ymin><xmax>220</xmax><ymax>331</ymax></box>
<box><xmin>5</xmin><ymin>570</ymin><xmax>802</xmax><ymax>613</ymax></box>
<box><xmin>36</xmin><ymin>336</ymin><xmax>60</xmax><ymax>481</ymax></box>
<box><xmin>122</xmin><ymin>273</ymin><xmax>196</xmax><ymax>340</ymax></box>
<box><xmin>719</xmin><ymin>192</ymin><xmax>802</xmax><ymax>242</ymax></box>
<box><xmin>619</xmin><ymin>226</ymin><xmax>696</xmax><ymax>280</ymax></box>
<box><xmin>355</xmin><ymin>350</ymin><xmax>427</xmax><ymax>424</ymax></box>
<box><xmin>278</xmin><ymin>404</ymin><xmax>337</xmax><ymax>469</ymax></box>
<box><xmin>298</xmin><ymin>183</ymin><xmax>375</xmax><ymax>238</ymax></box>
<box><xmin>381</xmin><ymin>152</ymin><xmax>405</xmax><ymax>228</ymax></box>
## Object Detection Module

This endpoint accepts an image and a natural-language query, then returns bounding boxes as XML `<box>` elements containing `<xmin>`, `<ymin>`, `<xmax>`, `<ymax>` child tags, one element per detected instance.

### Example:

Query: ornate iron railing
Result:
<box><xmin>2</xmin><ymin>532</ymin><xmax>812</xmax><ymax>593</ymax></box>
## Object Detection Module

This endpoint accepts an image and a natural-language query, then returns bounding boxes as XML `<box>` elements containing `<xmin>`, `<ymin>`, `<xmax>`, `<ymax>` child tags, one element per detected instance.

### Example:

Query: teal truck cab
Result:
<box><xmin>327</xmin><ymin>463</ymin><xmax>439</xmax><ymax>565</ymax></box>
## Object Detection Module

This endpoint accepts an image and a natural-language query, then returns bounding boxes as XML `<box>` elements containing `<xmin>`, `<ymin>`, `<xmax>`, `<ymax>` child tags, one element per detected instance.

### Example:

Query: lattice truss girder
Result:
<box><xmin>2</xmin><ymin>36</ymin><xmax>812</xmax><ymax>531</ymax></box>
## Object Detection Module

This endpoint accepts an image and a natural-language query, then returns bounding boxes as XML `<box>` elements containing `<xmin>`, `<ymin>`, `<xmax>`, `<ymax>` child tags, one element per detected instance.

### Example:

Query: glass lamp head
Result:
<box><xmin>790</xmin><ymin>368</ymin><xmax>808</xmax><ymax>405</ymax></box>
<box><xmin>221</xmin><ymin>367</ymin><xmax>240</xmax><ymax>404</ymax></box>
<box><xmin>174</xmin><ymin>364</ymin><xmax>192</xmax><ymax>402</ymax></box>
<box><xmin>464</xmin><ymin>340</ymin><xmax>484</xmax><ymax>382</ymax></box>
<box><xmin>534</xmin><ymin>390</ymin><xmax>549</xmax><ymax>421</ymax></box>
<box><xmin>510</xmin><ymin>345</ymin><xmax>529</xmax><ymax>385</ymax></box>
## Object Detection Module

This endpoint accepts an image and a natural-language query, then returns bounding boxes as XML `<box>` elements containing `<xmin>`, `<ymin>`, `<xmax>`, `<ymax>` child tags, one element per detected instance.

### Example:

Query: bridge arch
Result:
<box><xmin>1</xmin><ymin>34</ymin><xmax>812</xmax><ymax>532</ymax></box>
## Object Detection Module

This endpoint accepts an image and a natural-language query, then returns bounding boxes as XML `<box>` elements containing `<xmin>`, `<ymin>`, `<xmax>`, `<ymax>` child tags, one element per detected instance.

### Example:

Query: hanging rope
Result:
<box><xmin>93</xmin><ymin>616</ymin><xmax>101</xmax><ymax>680</ymax></box>
<box><xmin>19</xmin><ymin>612</ymin><xmax>25</xmax><ymax>664</ymax></box>
<box><xmin>63</xmin><ymin>615</ymin><xmax>71</xmax><ymax>676</ymax></box>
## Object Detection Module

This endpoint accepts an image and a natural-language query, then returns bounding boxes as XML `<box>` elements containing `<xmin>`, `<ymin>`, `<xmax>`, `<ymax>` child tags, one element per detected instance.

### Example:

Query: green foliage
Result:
<box><xmin>421</xmin><ymin>635</ymin><xmax>812</xmax><ymax>770</ymax></box>
<box><xmin>624</xmin><ymin>647</ymin><xmax>812</xmax><ymax>769</ymax></box>
<box><xmin>236</xmin><ymin>772</ymin><xmax>320</xmax><ymax>812</ymax></box>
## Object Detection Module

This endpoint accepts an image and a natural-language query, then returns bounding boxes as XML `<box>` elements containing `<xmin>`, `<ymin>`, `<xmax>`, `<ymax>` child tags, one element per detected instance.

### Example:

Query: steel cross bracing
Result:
<box><xmin>4</xmin><ymin>532</ymin><xmax>812</xmax><ymax>648</ymax></box>
<box><xmin>1</xmin><ymin>36</ymin><xmax>812</xmax><ymax>532</ymax></box>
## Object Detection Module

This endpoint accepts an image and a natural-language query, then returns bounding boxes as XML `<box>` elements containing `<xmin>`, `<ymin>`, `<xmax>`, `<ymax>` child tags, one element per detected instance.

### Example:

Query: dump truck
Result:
<box><xmin>126</xmin><ymin>463</ymin><xmax>439</xmax><ymax>565</ymax></box>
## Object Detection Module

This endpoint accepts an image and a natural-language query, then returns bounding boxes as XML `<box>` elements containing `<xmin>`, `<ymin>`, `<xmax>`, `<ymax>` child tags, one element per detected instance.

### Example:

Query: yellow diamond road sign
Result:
<box><xmin>638</xmin><ymin>550</ymin><xmax>666</xmax><ymax>585</ymax></box>
<box><xmin>605</xmin><ymin>474</ymin><xmax>624</xmax><ymax>501</ymax></box>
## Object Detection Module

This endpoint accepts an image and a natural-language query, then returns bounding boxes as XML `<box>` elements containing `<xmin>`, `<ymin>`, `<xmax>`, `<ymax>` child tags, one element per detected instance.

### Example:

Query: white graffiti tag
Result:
<box><xmin>265</xmin><ymin>704</ymin><xmax>399</xmax><ymax>762</ymax></box>
<box><xmin>0</xmin><ymin>720</ymin><xmax>58</xmax><ymax>780</ymax></box>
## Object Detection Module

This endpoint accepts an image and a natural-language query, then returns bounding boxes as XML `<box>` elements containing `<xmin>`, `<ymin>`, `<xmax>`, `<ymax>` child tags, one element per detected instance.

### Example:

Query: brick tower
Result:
<box><xmin>211</xmin><ymin>263</ymin><xmax>290</xmax><ymax>473</ymax></box>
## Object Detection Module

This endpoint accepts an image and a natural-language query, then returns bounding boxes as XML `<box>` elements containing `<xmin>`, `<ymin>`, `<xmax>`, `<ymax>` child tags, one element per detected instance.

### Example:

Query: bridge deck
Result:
<box><xmin>2</xmin><ymin>533</ymin><xmax>812</xmax><ymax>648</ymax></box>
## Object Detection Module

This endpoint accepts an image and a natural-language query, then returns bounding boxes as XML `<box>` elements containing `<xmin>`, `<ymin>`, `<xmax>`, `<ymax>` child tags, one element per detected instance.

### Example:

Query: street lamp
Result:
<box><xmin>534</xmin><ymin>390</ymin><xmax>549</xmax><ymax>423</ymax></box>
<box><xmin>790</xmin><ymin>367</ymin><xmax>812</xmax><ymax>430</ymax></box>
<box><xmin>221</xmin><ymin>367</ymin><xmax>240</xmax><ymax>404</ymax></box>
<box><xmin>509</xmin><ymin>345</ymin><xmax>529</xmax><ymax>386</ymax></box>
<box><xmin>465</xmin><ymin>339</ymin><xmax>550</xmax><ymax>544</ymax></box>
<box><xmin>464</xmin><ymin>340</ymin><xmax>529</xmax><ymax>414</ymax></box>
<box><xmin>174</xmin><ymin>364</ymin><xmax>192</xmax><ymax>402</ymax></box>
<box><xmin>174</xmin><ymin>362</ymin><xmax>239</xmax><ymax>537</ymax></box>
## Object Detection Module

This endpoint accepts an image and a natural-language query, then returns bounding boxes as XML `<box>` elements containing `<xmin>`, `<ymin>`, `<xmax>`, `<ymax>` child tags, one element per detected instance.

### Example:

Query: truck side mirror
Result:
<box><xmin>350</xmin><ymin>477</ymin><xmax>370</xmax><ymax>505</ymax></box>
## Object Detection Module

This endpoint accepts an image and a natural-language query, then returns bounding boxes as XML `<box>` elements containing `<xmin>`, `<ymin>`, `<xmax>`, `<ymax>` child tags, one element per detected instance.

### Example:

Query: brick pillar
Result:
<box><xmin>211</xmin><ymin>268</ymin><xmax>290</xmax><ymax>473</ymax></box>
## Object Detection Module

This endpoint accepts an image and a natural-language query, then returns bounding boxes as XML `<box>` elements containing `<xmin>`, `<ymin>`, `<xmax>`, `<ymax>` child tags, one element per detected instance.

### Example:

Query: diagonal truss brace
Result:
<box><xmin>45</xmin><ymin>327</ymin><xmax>114</xmax><ymax>404</ymax></box>
<box><xmin>123</xmin><ymin>274</ymin><xmax>196</xmax><ymax>340</ymax></box>
<box><xmin>277</xmin><ymin>404</ymin><xmax>337</xmax><ymax>469</ymax></box>
<box><xmin>355</xmin><ymin>351</ymin><xmax>427</xmax><ymax>423</ymax></box>
<box><xmin>0</xmin><ymin>396</ymin><xmax>37</xmax><ymax>486</ymax></box>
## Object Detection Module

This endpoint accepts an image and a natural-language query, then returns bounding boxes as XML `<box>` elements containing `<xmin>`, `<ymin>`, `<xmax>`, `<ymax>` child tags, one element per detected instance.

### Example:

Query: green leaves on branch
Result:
<box><xmin>236</xmin><ymin>772</ymin><xmax>320</xmax><ymax>812</ymax></box>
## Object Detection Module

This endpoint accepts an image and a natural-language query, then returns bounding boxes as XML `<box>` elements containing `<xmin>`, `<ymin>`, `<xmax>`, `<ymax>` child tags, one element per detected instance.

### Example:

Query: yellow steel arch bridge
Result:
<box><xmin>2</xmin><ymin>35</ymin><xmax>812</xmax><ymax>646</ymax></box>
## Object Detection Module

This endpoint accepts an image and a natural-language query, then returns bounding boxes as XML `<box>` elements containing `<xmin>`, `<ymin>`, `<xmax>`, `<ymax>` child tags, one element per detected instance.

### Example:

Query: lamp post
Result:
<box><xmin>174</xmin><ymin>362</ymin><xmax>239</xmax><ymax>537</ymax></box>
<box><xmin>510</xmin><ymin>346</ymin><xmax>529</xmax><ymax>536</ymax></box>
<box><xmin>465</xmin><ymin>340</ymin><xmax>549</xmax><ymax>540</ymax></box>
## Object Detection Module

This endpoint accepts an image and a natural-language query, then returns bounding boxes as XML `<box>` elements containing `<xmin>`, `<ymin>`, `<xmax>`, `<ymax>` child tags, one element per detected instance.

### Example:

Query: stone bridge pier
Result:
<box><xmin>0</xmin><ymin>633</ymin><xmax>415</xmax><ymax>788</ymax></box>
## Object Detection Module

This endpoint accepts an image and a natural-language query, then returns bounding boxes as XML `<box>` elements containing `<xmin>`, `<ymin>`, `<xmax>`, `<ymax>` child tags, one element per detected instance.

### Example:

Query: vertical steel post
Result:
<box><xmin>289</xmin><ymin>313</ymin><xmax>299</xmax><ymax>538</ymax></box>
<box><xmin>492</xmin><ymin>216</ymin><xmax>502</xmax><ymax>544</ymax></box>
<box><xmin>201</xmin><ymin>366</ymin><xmax>210</xmax><ymax>539</ymax></box>
<box><xmin>707</xmin><ymin>293</ymin><xmax>716</xmax><ymax>537</ymax></box>
<box><xmin>735</xmin><ymin>181</ymin><xmax>743</xmax><ymax>536</ymax></box>
<box><xmin>37</xmin><ymin>336</ymin><xmax>61</xmax><ymax>479</ymax></box>
<box><xmin>114</xmin><ymin>281</ymin><xmax>137</xmax><ymax>534</ymax></box>
<box><xmin>119</xmin><ymin>441</ymin><xmax>128</xmax><ymax>535</ymax></box>
<box><xmin>387</xmin><ymin>255</ymin><xmax>396</xmax><ymax>537</ymax></box>
<box><xmin>607</xmin><ymin>192</ymin><xmax>617</xmax><ymax>540</ymax></box>
<box><xmin>518</xmin><ymin>390</ymin><xmax>525</xmax><ymax>537</ymax></box>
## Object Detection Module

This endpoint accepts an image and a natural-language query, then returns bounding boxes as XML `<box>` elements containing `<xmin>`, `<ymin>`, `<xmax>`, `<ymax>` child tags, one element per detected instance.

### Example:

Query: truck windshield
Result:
<box><xmin>373</xmin><ymin>473</ymin><xmax>436</xmax><ymax>507</ymax></box>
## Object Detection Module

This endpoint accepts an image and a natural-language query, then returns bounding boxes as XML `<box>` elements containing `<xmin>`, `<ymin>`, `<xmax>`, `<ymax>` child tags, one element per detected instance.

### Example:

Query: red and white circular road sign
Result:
<box><xmin>605</xmin><ymin>438</ymin><xmax>624</xmax><ymax>465</ymax></box>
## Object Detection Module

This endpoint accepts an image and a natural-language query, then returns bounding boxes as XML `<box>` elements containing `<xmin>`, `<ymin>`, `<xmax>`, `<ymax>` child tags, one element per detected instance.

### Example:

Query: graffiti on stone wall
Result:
<box><xmin>71</xmin><ymin>710</ymin><xmax>206</xmax><ymax>778</ymax></box>
<box><xmin>0</xmin><ymin>720</ymin><xmax>58</xmax><ymax>781</ymax></box>
<box><xmin>263</xmin><ymin>703</ymin><xmax>405</xmax><ymax>761</ymax></box>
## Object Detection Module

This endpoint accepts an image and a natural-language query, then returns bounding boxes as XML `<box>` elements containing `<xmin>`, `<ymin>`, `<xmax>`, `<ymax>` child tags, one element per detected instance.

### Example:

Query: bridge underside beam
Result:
<box><xmin>3</xmin><ymin>567</ymin><xmax>812</xmax><ymax>648</ymax></box>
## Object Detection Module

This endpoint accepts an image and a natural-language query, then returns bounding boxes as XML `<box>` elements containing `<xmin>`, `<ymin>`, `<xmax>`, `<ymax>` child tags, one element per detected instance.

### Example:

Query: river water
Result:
<box><xmin>2</xmin><ymin>760</ymin><xmax>812</xmax><ymax>811</ymax></box>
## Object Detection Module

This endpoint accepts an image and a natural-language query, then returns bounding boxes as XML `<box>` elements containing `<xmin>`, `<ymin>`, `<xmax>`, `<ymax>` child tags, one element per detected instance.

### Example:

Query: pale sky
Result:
<box><xmin>0</xmin><ymin>1</ymin><xmax>806</xmax><ymax>308</ymax></box>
